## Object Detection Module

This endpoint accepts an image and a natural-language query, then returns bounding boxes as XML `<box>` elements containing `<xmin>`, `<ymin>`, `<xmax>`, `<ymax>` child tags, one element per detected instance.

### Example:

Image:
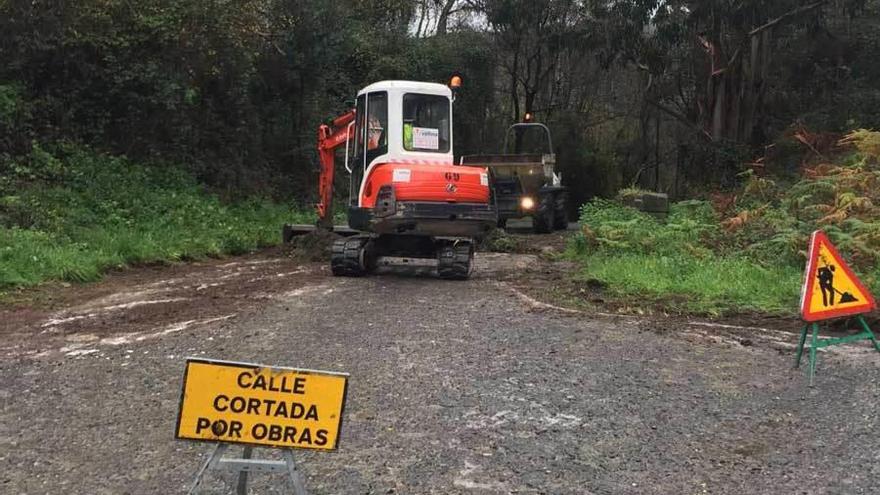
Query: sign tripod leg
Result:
<box><xmin>795</xmin><ymin>318</ymin><xmax>879</xmax><ymax>386</ymax></box>
<box><xmin>808</xmin><ymin>323</ymin><xmax>820</xmax><ymax>387</ymax></box>
<box><xmin>236</xmin><ymin>446</ymin><xmax>253</xmax><ymax>495</ymax></box>
<box><xmin>282</xmin><ymin>449</ymin><xmax>310</xmax><ymax>495</ymax></box>
<box><xmin>188</xmin><ymin>443</ymin><xmax>227</xmax><ymax>495</ymax></box>
<box><xmin>794</xmin><ymin>325</ymin><xmax>809</xmax><ymax>368</ymax></box>
<box><xmin>856</xmin><ymin>316</ymin><xmax>880</xmax><ymax>353</ymax></box>
<box><xmin>187</xmin><ymin>443</ymin><xmax>309</xmax><ymax>495</ymax></box>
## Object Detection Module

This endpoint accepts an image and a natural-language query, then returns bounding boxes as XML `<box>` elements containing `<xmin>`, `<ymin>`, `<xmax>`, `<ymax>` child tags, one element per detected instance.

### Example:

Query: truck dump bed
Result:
<box><xmin>459</xmin><ymin>153</ymin><xmax>556</xmax><ymax>197</ymax></box>
<box><xmin>460</xmin><ymin>153</ymin><xmax>549</xmax><ymax>166</ymax></box>
<box><xmin>459</xmin><ymin>153</ymin><xmax>560</xmax><ymax>227</ymax></box>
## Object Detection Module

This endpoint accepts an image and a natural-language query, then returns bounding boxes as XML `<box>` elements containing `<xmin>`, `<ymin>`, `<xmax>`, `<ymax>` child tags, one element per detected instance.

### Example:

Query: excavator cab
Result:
<box><xmin>309</xmin><ymin>80</ymin><xmax>496</xmax><ymax>279</ymax></box>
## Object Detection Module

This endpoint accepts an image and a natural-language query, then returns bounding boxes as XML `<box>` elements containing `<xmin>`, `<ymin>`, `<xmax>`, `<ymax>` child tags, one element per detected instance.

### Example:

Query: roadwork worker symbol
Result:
<box><xmin>817</xmin><ymin>265</ymin><xmax>836</xmax><ymax>306</ymax></box>
<box><xmin>800</xmin><ymin>231</ymin><xmax>876</xmax><ymax>321</ymax></box>
<box><xmin>817</xmin><ymin>264</ymin><xmax>860</xmax><ymax>307</ymax></box>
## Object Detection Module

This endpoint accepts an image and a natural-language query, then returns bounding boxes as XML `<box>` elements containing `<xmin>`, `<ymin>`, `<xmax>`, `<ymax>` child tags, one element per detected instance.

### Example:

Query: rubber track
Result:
<box><xmin>438</xmin><ymin>242</ymin><xmax>473</xmax><ymax>280</ymax></box>
<box><xmin>331</xmin><ymin>237</ymin><xmax>368</xmax><ymax>277</ymax></box>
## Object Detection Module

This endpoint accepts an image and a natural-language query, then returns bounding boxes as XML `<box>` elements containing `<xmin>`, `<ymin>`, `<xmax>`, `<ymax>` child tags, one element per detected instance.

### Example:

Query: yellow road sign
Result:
<box><xmin>176</xmin><ymin>359</ymin><xmax>348</xmax><ymax>450</ymax></box>
<box><xmin>800</xmin><ymin>231</ymin><xmax>876</xmax><ymax>322</ymax></box>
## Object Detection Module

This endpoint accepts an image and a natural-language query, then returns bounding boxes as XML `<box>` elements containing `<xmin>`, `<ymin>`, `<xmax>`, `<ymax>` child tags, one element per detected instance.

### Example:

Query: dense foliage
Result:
<box><xmin>3</xmin><ymin>1</ymin><xmax>879</xmax><ymax>202</ymax></box>
<box><xmin>0</xmin><ymin>0</ymin><xmax>496</xmax><ymax>199</ymax></box>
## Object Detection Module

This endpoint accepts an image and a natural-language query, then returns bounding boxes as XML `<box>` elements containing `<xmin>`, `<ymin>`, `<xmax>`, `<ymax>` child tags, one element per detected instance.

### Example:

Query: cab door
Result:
<box><xmin>349</xmin><ymin>91</ymin><xmax>388</xmax><ymax>207</ymax></box>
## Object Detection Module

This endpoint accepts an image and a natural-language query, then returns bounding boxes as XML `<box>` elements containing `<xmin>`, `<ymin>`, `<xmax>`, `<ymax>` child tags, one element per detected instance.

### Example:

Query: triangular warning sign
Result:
<box><xmin>800</xmin><ymin>230</ymin><xmax>876</xmax><ymax>322</ymax></box>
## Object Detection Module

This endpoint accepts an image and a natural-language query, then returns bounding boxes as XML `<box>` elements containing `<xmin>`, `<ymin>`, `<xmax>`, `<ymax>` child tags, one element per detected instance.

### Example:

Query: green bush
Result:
<box><xmin>0</xmin><ymin>144</ymin><xmax>312</xmax><ymax>289</ymax></box>
<box><xmin>575</xmin><ymin>199</ymin><xmax>719</xmax><ymax>258</ymax></box>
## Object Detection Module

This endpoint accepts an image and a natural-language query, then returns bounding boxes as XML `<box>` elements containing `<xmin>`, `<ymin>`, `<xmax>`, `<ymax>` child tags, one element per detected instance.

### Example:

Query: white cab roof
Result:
<box><xmin>358</xmin><ymin>80</ymin><xmax>451</xmax><ymax>97</ymax></box>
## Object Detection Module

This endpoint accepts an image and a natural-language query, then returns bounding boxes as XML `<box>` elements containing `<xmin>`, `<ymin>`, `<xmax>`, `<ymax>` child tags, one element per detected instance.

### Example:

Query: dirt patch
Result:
<box><xmin>507</xmin><ymin>264</ymin><xmax>809</xmax><ymax>335</ymax></box>
<box><xmin>282</xmin><ymin>229</ymin><xmax>342</xmax><ymax>261</ymax></box>
<box><xmin>479</xmin><ymin>225</ymin><xmax>571</xmax><ymax>258</ymax></box>
<box><xmin>512</xmin><ymin>261</ymin><xmax>880</xmax><ymax>338</ymax></box>
<box><xmin>478</xmin><ymin>228</ymin><xmax>526</xmax><ymax>253</ymax></box>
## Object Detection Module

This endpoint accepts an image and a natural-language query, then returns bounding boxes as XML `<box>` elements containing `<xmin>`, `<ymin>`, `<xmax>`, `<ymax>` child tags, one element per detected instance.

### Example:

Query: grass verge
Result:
<box><xmin>0</xmin><ymin>144</ymin><xmax>311</xmax><ymax>291</ymax></box>
<box><xmin>579</xmin><ymin>253</ymin><xmax>803</xmax><ymax>315</ymax></box>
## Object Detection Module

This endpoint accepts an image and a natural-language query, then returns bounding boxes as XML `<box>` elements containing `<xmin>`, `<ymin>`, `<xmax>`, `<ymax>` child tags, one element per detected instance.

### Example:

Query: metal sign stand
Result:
<box><xmin>188</xmin><ymin>443</ymin><xmax>309</xmax><ymax>495</ymax></box>
<box><xmin>794</xmin><ymin>315</ymin><xmax>880</xmax><ymax>386</ymax></box>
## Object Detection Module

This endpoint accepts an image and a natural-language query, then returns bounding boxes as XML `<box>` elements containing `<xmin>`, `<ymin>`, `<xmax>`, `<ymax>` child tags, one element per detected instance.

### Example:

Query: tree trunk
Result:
<box><xmin>711</xmin><ymin>76</ymin><xmax>725</xmax><ymax>141</ymax></box>
<box><xmin>510</xmin><ymin>50</ymin><xmax>520</xmax><ymax>123</ymax></box>
<box><xmin>524</xmin><ymin>90</ymin><xmax>536</xmax><ymax>118</ymax></box>
<box><xmin>515</xmin><ymin>90</ymin><xmax>537</xmax><ymax>152</ymax></box>
<box><xmin>729</xmin><ymin>64</ymin><xmax>743</xmax><ymax>143</ymax></box>
<box><xmin>416</xmin><ymin>0</ymin><xmax>427</xmax><ymax>38</ymax></box>
<box><xmin>741</xmin><ymin>33</ymin><xmax>760</xmax><ymax>142</ymax></box>
<box><xmin>436</xmin><ymin>0</ymin><xmax>456</xmax><ymax>35</ymax></box>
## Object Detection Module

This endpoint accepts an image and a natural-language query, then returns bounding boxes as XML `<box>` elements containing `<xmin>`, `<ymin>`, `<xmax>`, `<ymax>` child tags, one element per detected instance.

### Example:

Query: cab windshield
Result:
<box><xmin>402</xmin><ymin>94</ymin><xmax>450</xmax><ymax>153</ymax></box>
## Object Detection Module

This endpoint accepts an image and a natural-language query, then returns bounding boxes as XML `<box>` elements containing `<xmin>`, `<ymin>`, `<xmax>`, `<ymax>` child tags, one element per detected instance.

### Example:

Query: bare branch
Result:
<box><xmin>749</xmin><ymin>0</ymin><xmax>828</xmax><ymax>36</ymax></box>
<box><xmin>647</xmin><ymin>99</ymin><xmax>712</xmax><ymax>141</ymax></box>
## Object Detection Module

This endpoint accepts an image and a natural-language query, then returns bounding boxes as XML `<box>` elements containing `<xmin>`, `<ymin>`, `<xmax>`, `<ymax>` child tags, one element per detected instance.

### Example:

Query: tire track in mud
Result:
<box><xmin>0</xmin><ymin>252</ymin><xmax>328</xmax><ymax>359</ymax></box>
<box><xmin>4</xmin><ymin>240</ymin><xmax>877</xmax><ymax>367</ymax></box>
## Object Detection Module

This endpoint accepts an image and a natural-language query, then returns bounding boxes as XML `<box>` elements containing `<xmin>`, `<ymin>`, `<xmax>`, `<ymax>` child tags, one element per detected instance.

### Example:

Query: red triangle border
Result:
<box><xmin>800</xmin><ymin>230</ymin><xmax>877</xmax><ymax>322</ymax></box>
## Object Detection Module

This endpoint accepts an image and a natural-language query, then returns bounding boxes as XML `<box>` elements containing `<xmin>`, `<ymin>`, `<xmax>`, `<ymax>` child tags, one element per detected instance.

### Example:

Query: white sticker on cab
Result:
<box><xmin>480</xmin><ymin>173</ymin><xmax>489</xmax><ymax>186</ymax></box>
<box><xmin>413</xmin><ymin>127</ymin><xmax>440</xmax><ymax>150</ymax></box>
<box><xmin>393</xmin><ymin>168</ymin><xmax>412</xmax><ymax>183</ymax></box>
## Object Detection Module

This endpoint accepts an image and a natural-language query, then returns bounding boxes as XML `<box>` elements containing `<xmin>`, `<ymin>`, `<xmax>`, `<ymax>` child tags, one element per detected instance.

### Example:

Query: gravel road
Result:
<box><xmin>1</xmin><ymin>243</ymin><xmax>879</xmax><ymax>494</ymax></box>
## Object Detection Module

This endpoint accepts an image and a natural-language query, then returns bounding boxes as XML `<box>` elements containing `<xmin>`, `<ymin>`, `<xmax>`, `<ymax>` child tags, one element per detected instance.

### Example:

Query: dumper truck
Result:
<box><xmin>460</xmin><ymin>121</ymin><xmax>566</xmax><ymax>233</ymax></box>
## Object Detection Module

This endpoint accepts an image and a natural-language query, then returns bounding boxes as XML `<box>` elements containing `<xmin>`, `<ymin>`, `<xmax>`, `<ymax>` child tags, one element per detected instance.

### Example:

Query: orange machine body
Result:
<box><xmin>360</xmin><ymin>162</ymin><xmax>489</xmax><ymax>208</ymax></box>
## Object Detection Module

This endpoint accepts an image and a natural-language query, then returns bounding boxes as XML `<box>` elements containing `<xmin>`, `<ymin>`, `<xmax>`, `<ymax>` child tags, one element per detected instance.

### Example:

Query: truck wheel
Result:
<box><xmin>532</xmin><ymin>194</ymin><xmax>553</xmax><ymax>234</ymax></box>
<box><xmin>497</xmin><ymin>218</ymin><xmax>508</xmax><ymax>229</ymax></box>
<box><xmin>553</xmin><ymin>192</ymin><xmax>568</xmax><ymax>230</ymax></box>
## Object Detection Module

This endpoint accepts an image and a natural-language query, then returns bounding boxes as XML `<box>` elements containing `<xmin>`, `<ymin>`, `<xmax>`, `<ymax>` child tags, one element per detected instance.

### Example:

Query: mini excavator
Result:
<box><xmin>286</xmin><ymin>77</ymin><xmax>496</xmax><ymax>279</ymax></box>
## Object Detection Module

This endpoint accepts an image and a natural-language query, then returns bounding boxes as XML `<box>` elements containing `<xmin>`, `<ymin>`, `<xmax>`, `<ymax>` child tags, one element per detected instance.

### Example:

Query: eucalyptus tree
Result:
<box><xmin>592</xmin><ymin>0</ymin><xmax>840</xmax><ymax>146</ymax></box>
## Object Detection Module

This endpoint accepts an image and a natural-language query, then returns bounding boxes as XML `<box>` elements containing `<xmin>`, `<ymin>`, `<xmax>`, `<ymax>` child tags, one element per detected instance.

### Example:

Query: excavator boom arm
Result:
<box><xmin>316</xmin><ymin>109</ymin><xmax>356</xmax><ymax>229</ymax></box>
